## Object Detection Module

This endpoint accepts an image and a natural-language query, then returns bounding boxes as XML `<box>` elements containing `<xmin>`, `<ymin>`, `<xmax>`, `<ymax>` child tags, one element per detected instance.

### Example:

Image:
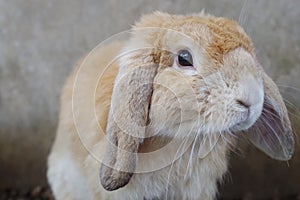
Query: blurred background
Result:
<box><xmin>0</xmin><ymin>0</ymin><xmax>299</xmax><ymax>199</ymax></box>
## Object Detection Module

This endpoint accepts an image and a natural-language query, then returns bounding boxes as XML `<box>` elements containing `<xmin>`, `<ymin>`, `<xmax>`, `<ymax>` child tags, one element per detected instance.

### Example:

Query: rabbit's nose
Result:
<box><xmin>231</xmin><ymin>75</ymin><xmax>264</xmax><ymax>130</ymax></box>
<box><xmin>238</xmin><ymin>75</ymin><xmax>264</xmax><ymax>109</ymax></box>
<box><xmin>235</xmin><ymin>74</ymin><xmax>264</xmax><ymax>123</ymax></box>
<box><xmin>236</xmin><ymin>99</ymin><xmax>251</xmax><ymax>109</ymax></box>
<box><xmin>235</xmin><ymin>99</ymin><xmax>251</xmax><ymax>118</ymax></box>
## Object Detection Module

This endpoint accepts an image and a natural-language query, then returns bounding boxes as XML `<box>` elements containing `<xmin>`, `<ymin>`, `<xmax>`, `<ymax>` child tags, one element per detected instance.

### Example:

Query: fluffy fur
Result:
<box><xmin>47</xmin><ymin>12</ymin><xmax>294</xmax><ymax>199</ymax></box>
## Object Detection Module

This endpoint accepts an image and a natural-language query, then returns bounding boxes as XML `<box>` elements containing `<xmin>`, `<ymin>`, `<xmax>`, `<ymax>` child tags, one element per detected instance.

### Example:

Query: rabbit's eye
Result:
<box><xmin>177</xmin><ymin>50</ymin><xmax>193</xmax><ymax>67</ymax></box>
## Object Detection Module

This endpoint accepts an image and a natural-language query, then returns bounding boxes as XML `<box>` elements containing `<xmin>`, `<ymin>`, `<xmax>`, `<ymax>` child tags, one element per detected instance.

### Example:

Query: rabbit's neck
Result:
<box><xmin>138</xmin><ymin>133</ymin><xmax>233</xmax><ymax>175</ymax></box>
<box><xmin>135</xmin><ymin>134</ymin><xmax>233</xmax><ymax>199</ymax></box>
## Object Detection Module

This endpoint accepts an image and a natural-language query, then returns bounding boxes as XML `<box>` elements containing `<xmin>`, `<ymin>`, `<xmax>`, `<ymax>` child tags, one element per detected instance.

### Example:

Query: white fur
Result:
<box><xmin>49</xmin><ymin>138</ymin><xmax>229</xmax><ymax>200</ymax></box>
<box><xmin>48</xmin><ymin>153</ymin><xmax>92</xmax><ymax>200</ymax></box>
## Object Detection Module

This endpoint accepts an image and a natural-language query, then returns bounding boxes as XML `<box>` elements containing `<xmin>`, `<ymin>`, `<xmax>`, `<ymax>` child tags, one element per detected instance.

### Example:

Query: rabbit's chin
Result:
<box><xmin>230</xmin><ymin>113</ymin><xmax>261</xmax><ymax>132</ymax></box>
<box><xmin>230</xmin><ymin>122</ymin><xmax>253</xmax><ymax>132</ymax></box>
<box><xmin>229</xmin><ymin>104</ymin><xmax>264</xmax><ymax>132</ymax></box>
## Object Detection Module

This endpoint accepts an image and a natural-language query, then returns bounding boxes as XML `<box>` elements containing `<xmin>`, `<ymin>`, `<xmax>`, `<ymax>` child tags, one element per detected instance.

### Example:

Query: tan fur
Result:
<box><xmin>48</xmin><ymin>12</ymin><xmax>294</xmax><ymax>200</ymax></box>
<box><xmin>135</xmin><ymin>12</ymin><xmax>254</xmax><ymax>66</ymax></box>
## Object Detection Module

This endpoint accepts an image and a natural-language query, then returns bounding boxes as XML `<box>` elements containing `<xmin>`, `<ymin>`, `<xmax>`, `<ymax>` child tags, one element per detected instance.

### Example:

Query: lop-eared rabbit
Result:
<box><xmin>48</xmin><ymin>12</ymin><xmax>295</xmax><ymax>200</ymax></box>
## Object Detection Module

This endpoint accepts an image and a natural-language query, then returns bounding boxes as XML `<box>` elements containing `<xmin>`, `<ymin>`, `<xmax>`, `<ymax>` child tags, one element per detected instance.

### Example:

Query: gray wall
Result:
<box><xmin>0</xmin><ymin>0</ymin><xmax>299</xmax><ymax>198</ymax></box>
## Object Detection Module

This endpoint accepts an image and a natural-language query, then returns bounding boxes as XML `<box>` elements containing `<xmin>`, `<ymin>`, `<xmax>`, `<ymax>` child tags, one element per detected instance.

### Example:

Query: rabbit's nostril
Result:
<box><xmin>236</xmin><ymin>99</ymin><xmax>251</xmax><ymax>109</ymax></box>
<box><xmin>236</xmin><ymin>99</ymin><xmax>251</xmax><ymax>120</ymax></box>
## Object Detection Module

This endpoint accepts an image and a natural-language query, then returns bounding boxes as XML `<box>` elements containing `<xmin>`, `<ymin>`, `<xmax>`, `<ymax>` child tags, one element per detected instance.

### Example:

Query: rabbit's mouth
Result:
<box><xmin>225</xmin><ymin>98</ymin><xmax>263</xmax><ymax>132</ymax></box>
<box><xmin>229</xmin><ymin>105</ymin><xmax>263</xmax><ymax>132</ymax></box>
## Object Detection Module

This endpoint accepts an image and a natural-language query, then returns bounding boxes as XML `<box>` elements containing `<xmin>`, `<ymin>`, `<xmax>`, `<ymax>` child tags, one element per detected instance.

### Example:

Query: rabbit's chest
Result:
<box><xmin>127</xmin><ymin>142</ymin><xmax>229</xmax><ymax>200</ymax></box>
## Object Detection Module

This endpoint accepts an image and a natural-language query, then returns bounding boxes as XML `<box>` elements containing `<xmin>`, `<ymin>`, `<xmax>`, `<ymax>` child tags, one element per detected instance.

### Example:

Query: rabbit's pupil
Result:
<box><xmin>178</xmin><ymin>50</ymin><xmax>193</xmax><ymax>67</ymax></box>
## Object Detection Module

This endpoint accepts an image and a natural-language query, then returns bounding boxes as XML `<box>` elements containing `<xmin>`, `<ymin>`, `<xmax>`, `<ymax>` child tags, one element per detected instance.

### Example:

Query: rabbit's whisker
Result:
<box><xmin>239</xmin><ymin>0</ymin><xmax>248</xmax><ymax>26</ymax></box>
<box><xmin>259</xmin><ymin>116</ymin><xmax>284</xmax><ymax>152</ymax></box>
<box><xmin>165</xmin><ymin>131</ymin><xmax>193</xmax><ymax>199</ymax></box>
<box><xmin>184</xmin><ymin>133</ymin><xmax>199</xmax><ymax>180</ymax></box>
<box><xmin>277</xmin><ymin>84</ymin><xmax>300</xmax><ymax>92</ymax></box>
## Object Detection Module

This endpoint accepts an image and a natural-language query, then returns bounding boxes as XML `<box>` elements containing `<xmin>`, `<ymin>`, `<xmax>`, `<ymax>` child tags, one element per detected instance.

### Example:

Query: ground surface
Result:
<box><xmin>1</xmin><ymin>186</ymin><xmax>300</xmax><ymax>200</ymax></box>
<box><xmin>0</xmin><ymin>186</ymin><xmax>53</xmax><ymax>200</ymax></box>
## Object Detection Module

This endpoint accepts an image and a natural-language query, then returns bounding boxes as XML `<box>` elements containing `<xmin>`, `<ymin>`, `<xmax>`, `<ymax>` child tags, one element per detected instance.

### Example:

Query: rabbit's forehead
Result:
<box><xmin>134</xmin><ymin>13</ymin><xmax>255</xmax><ymax>68</ymax></box>
<box><xmin>205</xmin><ymin>19</ymin><xmax>254</xmax><ymax>64</ymax></box>
<box><xmin>175</xmin><ymin>17</ymin><xmax>254</xmax><ymax>65</ymax></box>
<box><xmin>150</xmin><ymin>17</ymin><xmax>253</xmax><ymax>67</ymax></box>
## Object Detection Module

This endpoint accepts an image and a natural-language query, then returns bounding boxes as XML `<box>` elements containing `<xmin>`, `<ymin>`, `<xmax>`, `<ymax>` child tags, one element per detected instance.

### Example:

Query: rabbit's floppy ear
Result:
<box><xmin>99</xmin><ymin>44</ymin><xmax>161</xmax><ymax>191</ymax></box>
<box><xmin>246</xmin><ymin>72</ymin><xmax>295</xmax><ymax>160</ymax></box>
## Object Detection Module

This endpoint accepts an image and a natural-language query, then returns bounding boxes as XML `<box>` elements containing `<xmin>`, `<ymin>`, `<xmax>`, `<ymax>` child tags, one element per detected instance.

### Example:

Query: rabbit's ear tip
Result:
<box><xmin>282</xmin><ymin>130</ymin><xmax>295</xmax><ymax>160</ymax></box>
<box><xmin>100</xmin><ymin>165</ymin><xmax>133</xmax><ymax>191</ymax></box>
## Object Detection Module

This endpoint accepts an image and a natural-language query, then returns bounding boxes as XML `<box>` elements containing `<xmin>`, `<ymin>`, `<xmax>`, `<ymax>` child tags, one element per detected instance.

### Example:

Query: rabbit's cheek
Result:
<box><xmin>148</xmin><ymin>87</ymin><xmax>199</xmax><ymax>138</ymax></box>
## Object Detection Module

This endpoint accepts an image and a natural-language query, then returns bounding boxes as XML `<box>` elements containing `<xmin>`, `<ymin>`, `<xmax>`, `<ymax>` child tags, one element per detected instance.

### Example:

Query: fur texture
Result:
<box><xmin>47</xmin><ymin>12</ymin><xmax>294</xmax><ymax>199</ymax></box>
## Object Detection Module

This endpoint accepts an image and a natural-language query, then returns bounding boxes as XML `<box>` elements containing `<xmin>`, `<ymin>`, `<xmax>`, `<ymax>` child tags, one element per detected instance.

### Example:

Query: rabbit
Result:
<box><xmin>47</xmin><ymin>11</ymin><xmax>295</xmax><ymax>200</ymax></box>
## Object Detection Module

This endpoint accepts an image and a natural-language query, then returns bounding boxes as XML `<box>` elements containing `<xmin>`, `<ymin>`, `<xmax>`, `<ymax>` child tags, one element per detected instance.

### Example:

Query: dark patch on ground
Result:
<box><xmin>1</xmin><ymin>185</ymin><xmax>300</xmax><ymax>200</ymax></box>
<box><xmin>0</xmin><ymin>186</ymin><xmax>53</xmax><ymax>200</ymax></box>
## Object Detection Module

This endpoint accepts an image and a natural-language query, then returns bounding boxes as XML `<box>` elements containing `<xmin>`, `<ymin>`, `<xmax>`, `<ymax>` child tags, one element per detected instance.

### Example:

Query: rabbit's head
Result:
<box><xmin>100</xmin><ymin>12</ymin><xmax>294</xmax><ymax>191</ymax></box>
